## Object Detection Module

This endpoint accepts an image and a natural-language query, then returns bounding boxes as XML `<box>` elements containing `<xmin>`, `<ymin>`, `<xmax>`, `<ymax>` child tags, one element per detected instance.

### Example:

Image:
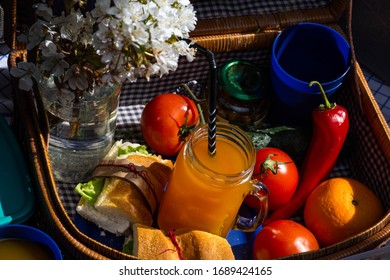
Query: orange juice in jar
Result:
<box><xmin>157</xmin><ymin>122</ymin><xmax>268</xmax><ymax>237</ymax></box>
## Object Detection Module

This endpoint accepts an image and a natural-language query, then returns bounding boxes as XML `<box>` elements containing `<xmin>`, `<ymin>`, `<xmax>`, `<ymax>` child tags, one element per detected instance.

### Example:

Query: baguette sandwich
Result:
<box><xmin>123</xmin><ymin>224</ymin><xmax>235</xmax><ymax>260</ymax></box>
<box><xmin>75</xmin><ymin>141</ymin><xmax>173</xmax><ymax>236</ymax></box>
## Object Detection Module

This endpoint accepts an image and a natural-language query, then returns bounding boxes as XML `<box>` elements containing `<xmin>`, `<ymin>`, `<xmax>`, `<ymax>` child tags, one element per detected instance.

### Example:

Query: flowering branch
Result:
<box><xmin>11</xmin><ymin>0</ymin><xmax>197</xmax><ymax>99</ymax></box>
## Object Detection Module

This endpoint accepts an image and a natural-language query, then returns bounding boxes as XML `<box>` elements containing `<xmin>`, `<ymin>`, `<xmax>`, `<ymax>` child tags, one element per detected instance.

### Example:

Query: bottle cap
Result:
<box><xmin>219</xmin><ymin>60</ymin><xmax>267</xmax><ymax>101</ymax></box>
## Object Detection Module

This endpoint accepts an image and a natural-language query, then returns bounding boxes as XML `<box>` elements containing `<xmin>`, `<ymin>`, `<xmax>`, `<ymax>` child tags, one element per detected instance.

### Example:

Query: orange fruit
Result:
<box><xmin>303</xmin><ymin>177</ymin><xmax>385</xmax><ymax>247</ymax></box>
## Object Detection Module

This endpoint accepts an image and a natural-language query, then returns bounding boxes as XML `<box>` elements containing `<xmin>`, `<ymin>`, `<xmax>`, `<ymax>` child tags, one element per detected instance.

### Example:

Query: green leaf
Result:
<box><xmin>117</xmin><ymin>145</ymin><xmax>151</xmax><ymax>157</ymax></box>
<box><xmin>74</xmin><ymin>177</ymin><xmax>105</xmax><ymax>203</ymax></box>
<box><xmin>246</xmin><ymin>126</ymin><xmax>295</xmax><ymax>150</ymax></box>
<box><xmin>122</xmin><ymin>239</ymin><xmax>134</xmax><ymax>255</ymax></box>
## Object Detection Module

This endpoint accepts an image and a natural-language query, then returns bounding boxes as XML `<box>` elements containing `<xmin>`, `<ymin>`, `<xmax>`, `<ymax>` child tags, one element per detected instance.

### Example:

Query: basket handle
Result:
<box><xmin>345</xmin><ymin>0</ymin><xmax>363</xmax><ymax>111</ymax></box>
<box><xmin>32</xmin><ymin>82</ymin><xmax>50</xmax><ymax>145</ymax></box>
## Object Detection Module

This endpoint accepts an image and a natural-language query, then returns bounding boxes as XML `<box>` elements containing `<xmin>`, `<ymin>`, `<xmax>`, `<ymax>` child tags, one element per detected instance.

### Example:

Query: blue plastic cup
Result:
<box><xmin>270</xmin><ymin>22</ymin><xmax>351</xmax><ymax>124</ymax></box>
<box><xmin>0</xmin><ymin>224</ymin><xmax>63</xmax><ymax>260</ymax></box>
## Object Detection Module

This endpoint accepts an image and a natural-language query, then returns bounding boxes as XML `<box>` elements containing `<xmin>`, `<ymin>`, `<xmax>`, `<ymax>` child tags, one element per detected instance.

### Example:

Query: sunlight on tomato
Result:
<box><xmin>141</xmin><ymin>93</ymin><xmax>199</xmax><ymax>156</ymax></box>
<box><xmin>253</xmin><ymin>147</ymin><xmax>298</xmax><ymax>210</ymax></box>
<box><xmin>253</xmin><ymin>220</ymin><xmax>319</xmax><ymax>260</ymax></box>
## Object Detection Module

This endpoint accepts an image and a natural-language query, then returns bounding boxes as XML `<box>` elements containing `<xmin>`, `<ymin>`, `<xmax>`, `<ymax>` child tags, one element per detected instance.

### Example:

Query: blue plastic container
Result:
<box><xmin>0</xmin><ymin>115</ymin><xmax>35</xmax><ymax>226</ymax></box>
<box><xmin>270</xmin><ymin>22</ymin><xmax>351</xmax><ymax>124</ymax></box>
<box><xmin>0</xmin><ymin>224</ymin><xmax>63</xmax><ymax>260</ymax></box>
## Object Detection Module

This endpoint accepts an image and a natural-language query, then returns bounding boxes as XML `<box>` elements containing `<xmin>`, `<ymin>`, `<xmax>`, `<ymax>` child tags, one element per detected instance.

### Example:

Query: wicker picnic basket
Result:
<box><xmin>5</xmin><ymin>0</ymin><xmax>390</xmax><ymax>260</ymax></box>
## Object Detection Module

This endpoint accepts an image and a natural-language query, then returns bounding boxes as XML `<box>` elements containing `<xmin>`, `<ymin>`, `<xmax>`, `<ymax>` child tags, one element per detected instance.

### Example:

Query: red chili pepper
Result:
<box><xmin>264</xmin><ymin>81</ymin><xmax>349</xmax><ymax>224</ymax></box>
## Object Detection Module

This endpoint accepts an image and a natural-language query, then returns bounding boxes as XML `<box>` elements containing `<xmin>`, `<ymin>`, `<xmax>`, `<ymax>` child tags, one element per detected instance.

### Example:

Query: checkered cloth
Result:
<box><xmin>363</xmin><ymin>69</ymin><xmax>390</xmax><ymax>125</ymax></box>
<box><xmin>193</xmin><ymin>0</ymin><xmax>330</xmax><ymax>19</ymax></box>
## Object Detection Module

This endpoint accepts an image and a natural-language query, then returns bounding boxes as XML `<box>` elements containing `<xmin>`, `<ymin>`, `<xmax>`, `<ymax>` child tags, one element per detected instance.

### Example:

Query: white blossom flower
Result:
<box><xmin>90</xmin><ymin>0</ymin><xmax>111</xmax><ymax>19</ymax></box>
<box><xmin>64</xmin><ymin>65</ymin><xmax>89</xmax><ymax>91</ymax></box>
<box><xmin>24</xmin><ymin>21</ymin><xmax>48</xmax><ymax>50</ymax></box>
<box><xmin>40</xmin><ymin>40</ymin><xmax>59</xmax><ymax>57</ymax></box>
<box><xmin>10</xmin><ymin>62</ymin><xmax>40</xmax><ymax>91</ymax></box>
<box><xmin>34</xmin><ymin>3</ymin><xmax>53</xmax><ymax>21</ymax></box>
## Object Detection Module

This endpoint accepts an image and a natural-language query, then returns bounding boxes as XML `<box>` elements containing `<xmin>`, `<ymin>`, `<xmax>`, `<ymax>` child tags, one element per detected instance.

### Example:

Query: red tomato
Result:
<box><xmin>252</xmin><ymin>147</ymin><xmax>299</xmax><ymax>210</ymax></box>
<box><xmin>253</xmin><ymin>220</ymin><xmax>320</xmax><ymax>260</ymax></box>
<box><xmin>141</xmin><ymin>93</ymin><xmax>199</xmax><ymax>156</ymax></box>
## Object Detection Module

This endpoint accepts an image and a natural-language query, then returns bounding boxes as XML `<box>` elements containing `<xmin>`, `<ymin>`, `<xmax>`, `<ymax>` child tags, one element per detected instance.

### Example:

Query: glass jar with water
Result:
<box><xmin>39</xmin><ymin>75</ymin><xmax>121</xmax><ymax>183</ymax></box>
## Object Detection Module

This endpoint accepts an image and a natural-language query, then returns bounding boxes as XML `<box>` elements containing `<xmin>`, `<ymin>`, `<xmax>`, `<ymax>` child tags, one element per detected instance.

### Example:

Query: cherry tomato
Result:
<box><xmin>141</xmin><ymin>93</ymin><xmax>199</xmax><ymax>156</ymax></box>
<box><xmin>253</xmin><ymin>220</ymin><xmax>320</xmax><ymax>260</ymax></box>
<box><xmin>252</xmin><ymin>147</ymin><xmax>299</xmax><ymax>211</ymax></box>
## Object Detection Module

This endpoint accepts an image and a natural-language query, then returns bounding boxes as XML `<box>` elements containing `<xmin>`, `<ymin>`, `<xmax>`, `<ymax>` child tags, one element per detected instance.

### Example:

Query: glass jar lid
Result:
<box><xmin>219</xmin><ymin>60</ymin><xmax>267</xmax><ymax>101</ymax></box>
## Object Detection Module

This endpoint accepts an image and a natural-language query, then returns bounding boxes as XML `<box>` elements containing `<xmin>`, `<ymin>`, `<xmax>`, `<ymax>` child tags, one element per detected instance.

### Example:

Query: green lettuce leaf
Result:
<box><xmin>122</xmin><ymin>239</ymin><xmax>134</xmax><ymax>255</ymax></box>
<box><xmin>117</xmin><ymin>145</ymin><xmax>151</xmax><ymax>157</ymax></box>
<box><xmin>74</xmin><ymin>177</ymin><xmax>105</xmax><ymax>203</ymax></box>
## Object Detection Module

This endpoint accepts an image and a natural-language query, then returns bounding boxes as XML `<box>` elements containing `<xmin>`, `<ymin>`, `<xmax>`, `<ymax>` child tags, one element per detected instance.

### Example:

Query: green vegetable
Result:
<box><xmin>74</xmin><ymin>177</ymin><xmax>106</xmax><ymax>203</ymax></box>
<box><xmin>122</xmin><ymin>239</ymin><xmax>134</xmax><ymax>255</ymax></box>
<box><xmin>246</xmin><ymin>125</ymin><xmax>311</xmax><ymax>167</ymax></box>
<box><xmin>117</xmin><ymin>145</ymin><xmax>151</xmax><ymax>157</ymax></box>
<box><xmin>247</xmin><ymin>126</ymin><xmax>295</xmax><ymax>149</ymax></box>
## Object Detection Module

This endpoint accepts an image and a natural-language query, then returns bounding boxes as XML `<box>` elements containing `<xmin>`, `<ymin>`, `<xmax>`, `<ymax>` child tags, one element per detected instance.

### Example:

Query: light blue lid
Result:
<box><xmin>0</xmin><ymin>115</ymin><xmax>35</xmax><ymax>225</ymax></box>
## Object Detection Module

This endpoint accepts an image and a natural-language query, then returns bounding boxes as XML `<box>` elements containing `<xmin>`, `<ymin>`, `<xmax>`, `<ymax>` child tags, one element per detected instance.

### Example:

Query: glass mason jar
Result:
<box><xmin>217</xmin><ymin>60</ymin><xmax>271</xmax><ymax>131</ymax></box>
<box><xmin>39</xmin><ymin>75</ymin><xmax>121</xmax><ymax>183</ymax></box>
<box><xmin>157</xmin><ymin>122</ymin><xmax>269</xmax><ymax>238</ymax></box>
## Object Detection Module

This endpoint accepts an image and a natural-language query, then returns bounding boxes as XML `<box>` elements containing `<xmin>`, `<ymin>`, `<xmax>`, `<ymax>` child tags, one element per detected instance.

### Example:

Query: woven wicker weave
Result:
<box><xmin>4</xmin><ymin>0</ymin><xmax>390</xmax><ymax>260</ymax></box>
